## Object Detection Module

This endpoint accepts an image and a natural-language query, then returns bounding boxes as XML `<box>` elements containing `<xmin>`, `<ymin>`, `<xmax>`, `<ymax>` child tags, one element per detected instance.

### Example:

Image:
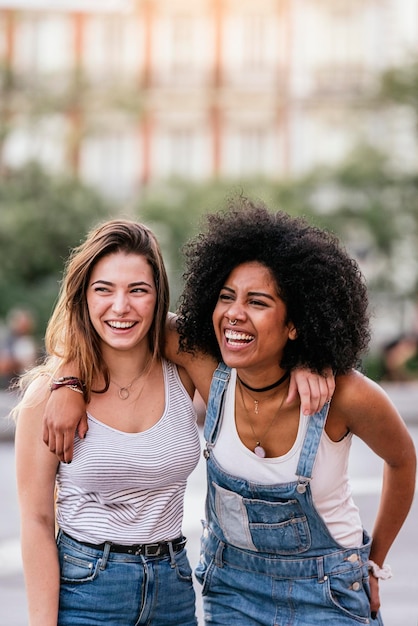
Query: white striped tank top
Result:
<box><xmin>56</xmin><ymin>359</ymin><xmax>200</xmax><ymax>545</ymax></box>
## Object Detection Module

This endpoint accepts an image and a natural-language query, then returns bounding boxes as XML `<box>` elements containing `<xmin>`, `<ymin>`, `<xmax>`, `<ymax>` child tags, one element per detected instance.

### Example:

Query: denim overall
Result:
<box><xmin>195</xmin><ymin>363</ymin><xmax>383</xmax><ymax>626</ymax></box>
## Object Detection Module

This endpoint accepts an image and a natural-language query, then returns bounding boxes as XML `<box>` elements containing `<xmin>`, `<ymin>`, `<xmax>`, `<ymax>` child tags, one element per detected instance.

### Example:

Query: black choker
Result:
<box><xmin>237</xmin><ymin>370</ymin><xmax>290</xmax><ymax>393</ymax></box>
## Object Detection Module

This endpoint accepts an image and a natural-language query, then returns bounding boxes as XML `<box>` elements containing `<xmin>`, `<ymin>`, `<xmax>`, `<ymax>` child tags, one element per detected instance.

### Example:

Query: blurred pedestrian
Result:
<box><xmin>380</xmin><ymin>334</ymin><xmax>418</xmax><ymax>382</ymax></box>
<box><xmin>0</xmin><ymin>308</ymin><xmax>38</xmax><ymax>387</ymax></box>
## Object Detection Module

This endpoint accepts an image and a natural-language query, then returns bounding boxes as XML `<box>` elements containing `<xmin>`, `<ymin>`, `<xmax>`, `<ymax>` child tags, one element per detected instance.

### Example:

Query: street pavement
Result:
<box><xmin>1</xmin><ymin>385</ymin><xmax>417</xmax><ymax>626</ymax></box>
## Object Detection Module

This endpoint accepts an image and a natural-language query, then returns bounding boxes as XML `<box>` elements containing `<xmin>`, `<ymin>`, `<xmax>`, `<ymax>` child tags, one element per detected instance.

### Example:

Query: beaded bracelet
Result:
<box><xmin>367</xmin><ymin>560</ymin><xmax>393</xmax><ymax>580</ymax></box>
<box><xmin>50</xmin><ymin>376</ymin><xmax>86</xmax><ymax>395</ymax></box>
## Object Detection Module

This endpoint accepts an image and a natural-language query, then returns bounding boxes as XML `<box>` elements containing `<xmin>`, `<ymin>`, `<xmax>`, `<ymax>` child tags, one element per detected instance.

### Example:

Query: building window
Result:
<box><xmin>153</xmin><ymin>125</ymin><xmax>210</xmax><ymax>180</ymax></box>
<box><xmin>241</xmin><ymin>14</ymin><xmax>268</xmax><ymax>70</ymax></box>
<box><xmin>14</xmin><ymin>15</ymin><xmax>72</xmax><ymax>77</ymax></box>
<box><xmin>169</xmin><ymin>15</ymin><xmax>193</xmax><ymax>73</ymax></box>
<box><xmin>3</xmin><ymin>115</ymin><xmax>67</xmax><ymax>171</ymax></box>
<box><xmin>223</xmin><ymin>12</ymin><xmax>280</xmax><ymax>85</ymax></box>
<box><xmin>80</xmin><ymin>126</ymin><xmax>140</xmax><ymax>198</ymax></box>
<box><xmin>223</xmin><ymin>126</ymin><xmax>279</xmax><ymax>177</ymax></box>
<box><xmin>84</xmin><ymin>15</ymin><xmax>143</xmax><ymax>82</ymax></box>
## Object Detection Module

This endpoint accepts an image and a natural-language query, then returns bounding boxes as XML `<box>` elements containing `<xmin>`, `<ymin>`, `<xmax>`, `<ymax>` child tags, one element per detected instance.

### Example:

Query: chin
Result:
<box><xmin>221</xmin><ymin>351</ymin><xmax>249</xmax><ymax>368</ymax></box>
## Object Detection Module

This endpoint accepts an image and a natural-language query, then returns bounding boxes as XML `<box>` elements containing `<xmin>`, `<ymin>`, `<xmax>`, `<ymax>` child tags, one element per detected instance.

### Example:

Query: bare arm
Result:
<box><xmin>15</xmin><ymin>379</ymin><xmax>61</xmax><ymax>626</ymax></box>
<box><xmin>164</xmin><ymin>314</ymin><xmax>217</xmax><ymax>404</ymax></box>
<box><xmin>330</xmin><ymin>371</ymin><xmax>416</xmax><ymax>617</ymax></box>
<box><xmin>42</xmin><ymin>379</ymin><xmax>88</xmax><ymax>464</ymax></box>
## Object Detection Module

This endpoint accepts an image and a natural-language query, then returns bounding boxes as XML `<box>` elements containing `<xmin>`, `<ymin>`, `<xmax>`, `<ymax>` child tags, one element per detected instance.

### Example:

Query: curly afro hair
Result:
<box><xmin>177</xmin><ymin>195</ymin><xmax>370</xmax><ymax>374</ymax></box>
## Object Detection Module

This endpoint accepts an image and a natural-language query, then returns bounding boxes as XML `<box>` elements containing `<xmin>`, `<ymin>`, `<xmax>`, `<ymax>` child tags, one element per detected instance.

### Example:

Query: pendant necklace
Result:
<box><xmin>237</xmin><ymin>377</ymin><xmax>288</xmax><ymax>458</ymax></box>
<box><xmin>237</xmin><ymin>370</ymin><xmax>289</xmax><ymax>414</ymax></box>
<box><xmin>110</xmin><ymin>359</ymin><xmax>151</xmax><ymax>400</ymax></box>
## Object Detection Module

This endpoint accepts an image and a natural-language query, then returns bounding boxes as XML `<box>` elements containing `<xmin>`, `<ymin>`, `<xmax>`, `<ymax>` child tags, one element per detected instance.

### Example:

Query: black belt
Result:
<box><xmin>63</xmin><ymin>532</ymin><xmax>187</xmax><ymax>557</ymax></box>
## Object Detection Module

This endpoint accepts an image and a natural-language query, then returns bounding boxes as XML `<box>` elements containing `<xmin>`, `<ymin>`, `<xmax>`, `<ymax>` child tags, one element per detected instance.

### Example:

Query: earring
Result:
<box><xmin>229</xmin><ymin>319</ymin><xmax>237</xmax><ymax>326</ymax></box>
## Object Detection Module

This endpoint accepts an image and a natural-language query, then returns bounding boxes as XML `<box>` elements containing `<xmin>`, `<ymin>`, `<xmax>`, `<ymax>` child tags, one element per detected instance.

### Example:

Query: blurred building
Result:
<box><xmin>0</xmin><ymin>0</ymin><xmax>417</xmax><ymax>199</ymax></box>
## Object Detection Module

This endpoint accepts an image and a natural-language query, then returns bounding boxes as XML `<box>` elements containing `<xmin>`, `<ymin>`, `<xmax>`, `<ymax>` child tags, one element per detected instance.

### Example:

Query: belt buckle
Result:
<box><xmin>144</xmin><ymin>543</ymin><xmax>161</xmax><ymax>557</ymax></box>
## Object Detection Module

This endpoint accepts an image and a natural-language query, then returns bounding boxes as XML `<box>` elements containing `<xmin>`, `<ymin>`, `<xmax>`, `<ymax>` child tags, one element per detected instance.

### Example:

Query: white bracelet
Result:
<box><xmin>367</xmin><ymin>560</ymin><xmax>393</xmax><ymax>580</ymax></box>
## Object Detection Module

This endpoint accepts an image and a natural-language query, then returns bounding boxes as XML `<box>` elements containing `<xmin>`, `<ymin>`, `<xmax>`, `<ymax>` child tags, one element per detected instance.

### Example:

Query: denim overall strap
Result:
<box><xmin>295</xmin><ymin>402</ymin><xmax>330</xmax><ymax>493</ymax></box>
<box><xmin>204</xmin><ymin>362</ymin><xmax>231</xmax><ymax>445</ymax></box>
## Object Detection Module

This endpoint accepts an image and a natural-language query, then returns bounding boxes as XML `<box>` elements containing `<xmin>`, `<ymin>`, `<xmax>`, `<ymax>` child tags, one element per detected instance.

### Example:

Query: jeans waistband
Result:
<box><xmin>60</xmin><ymin>530</ymin><xmax>186</xmax><ymax>557</ymax></box>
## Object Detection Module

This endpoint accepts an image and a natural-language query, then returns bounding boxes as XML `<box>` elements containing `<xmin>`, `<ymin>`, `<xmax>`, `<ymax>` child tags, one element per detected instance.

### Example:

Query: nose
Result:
<box><xmin>112</xmin><ymin>291</ymin><xmax>130</xmax><ymax>316</ymax></box>
<box><xmin>225</xmin><ymin>302</ymin><xmax>245</xmax><ymax>323</ymax></box>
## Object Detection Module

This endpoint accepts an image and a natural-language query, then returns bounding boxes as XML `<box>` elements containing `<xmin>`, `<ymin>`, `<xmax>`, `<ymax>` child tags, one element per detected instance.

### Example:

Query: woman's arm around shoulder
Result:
<box><xmin>42</xmin><ymin>370</ymin><xmax>88</xmax><ymax>463</ymax></box>
<box><xmin>164</xmin><ymin>314</ymin><xmax>218</xmax><ymax>404</ymax></box>
<box><xmin>15</xmin><ymin>377</ymin><xmax>61</xmax><ymax>626</ymax></box>
<box><xmin>329</xmin><ymin>370</ymin><xmax>417</xmax><ymax>616</ymax></box>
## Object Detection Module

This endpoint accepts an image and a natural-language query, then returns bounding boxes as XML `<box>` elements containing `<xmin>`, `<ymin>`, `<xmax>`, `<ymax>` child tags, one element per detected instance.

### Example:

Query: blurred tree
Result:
<box><xmin>379</xmin><ymin>58</ymin><xmax>418</xmax><ymax>113</ymax></box>
<box><xmin>0</xmin><ymin>162</ymin><xmax>111</xmax><ymax>336</ymax></box>
<box><xmin>272</xmin><ymin>146</ymin><xmax>418</xmax><ymax>297</ymax></box>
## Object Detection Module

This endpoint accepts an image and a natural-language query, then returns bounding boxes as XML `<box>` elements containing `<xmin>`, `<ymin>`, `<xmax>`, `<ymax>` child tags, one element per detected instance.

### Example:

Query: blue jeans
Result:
<box><xmin>57</xmin><ymin>530</ymin><xmax>197</xmax><ymax>625</ymax></box>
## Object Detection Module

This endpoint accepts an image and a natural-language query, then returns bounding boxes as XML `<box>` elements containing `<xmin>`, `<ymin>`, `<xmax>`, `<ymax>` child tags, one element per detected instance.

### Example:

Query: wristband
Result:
<box><xmin>367</xmin><ymin>560</ymin><xmax>393</xmax><ymax>580</ymax></box>
<box><xmin>50</xmin><ymin>376</ymin><xmax>86</xmax><ymax>394</ymax></box>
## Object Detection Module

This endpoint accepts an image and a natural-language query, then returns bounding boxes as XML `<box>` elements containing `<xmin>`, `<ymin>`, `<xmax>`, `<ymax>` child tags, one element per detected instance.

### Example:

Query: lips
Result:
<box><xmin>107</xmin><ymin>321</ymin><xmax>136</xmax><ymax>329</ymax></box>
<box><xmin>224</xmin><ymin>329</ymin><xmax>254</xmax><ymax>346</ymax></box>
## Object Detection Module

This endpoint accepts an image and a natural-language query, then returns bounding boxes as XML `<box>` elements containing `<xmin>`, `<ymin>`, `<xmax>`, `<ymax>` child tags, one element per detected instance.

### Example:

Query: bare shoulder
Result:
<box><xmin>14</xmin><ymin>375</ymin><xmax>51</xmax><ymax>422</ymax></box>
<box><xmin>14</xmin><ymin>374</ymin><xmax>58</xmax><ymax>470</ymax></box>
<box><xmin>329</xmin><ymin>370</ymin><xmax>414</xmax><ymax>459</ymax></box>
<box><xmin>164</xmin><ymin>313</ymin><xmax>218</xmax><ymax>403</ymax></box>
<box><xmin>332</xmin><ymin>369</ymin><xmax>395</xmax><ymax>414</ymax></box>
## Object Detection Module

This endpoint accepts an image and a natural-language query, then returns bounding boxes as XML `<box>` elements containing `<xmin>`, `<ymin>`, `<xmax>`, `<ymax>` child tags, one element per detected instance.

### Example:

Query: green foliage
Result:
<box><xmin>379</xmin><ymin>60</ymin><xmax>418</xmax><ymax>110</ymax></box>
<box><xmin>0</xmin><ymin>162</ymin><xmax>111</xmax><ymax>336</ymax></box>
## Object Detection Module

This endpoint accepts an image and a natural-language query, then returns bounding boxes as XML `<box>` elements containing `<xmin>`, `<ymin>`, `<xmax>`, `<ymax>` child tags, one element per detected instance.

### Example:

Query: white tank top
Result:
<box><xmin>213</xmin><ymin>369</ymin><xmax>363</xmax><ymax>548</ymax></box>
<box><xmin>56</xmin><ymin>360</ymin><xmax>200</xmax><ymax>545</ymax></box>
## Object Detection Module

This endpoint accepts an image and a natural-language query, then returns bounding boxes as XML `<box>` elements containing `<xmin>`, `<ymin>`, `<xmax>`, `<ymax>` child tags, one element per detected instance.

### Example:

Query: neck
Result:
<box><xmin>103</xmin><ymin>346</ymin><xmax>153</xmax><ymax>381</ymax></box>
<box><xmin>236</xmin><ymin>369</ymin><xmax>289</xmax><ymax>393</ymax></box>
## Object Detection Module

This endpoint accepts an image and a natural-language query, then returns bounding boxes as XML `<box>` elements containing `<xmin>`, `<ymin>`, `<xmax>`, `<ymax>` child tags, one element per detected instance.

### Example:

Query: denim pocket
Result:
<box><xmin>60</xmin><ymin>551</ymin><xmax>100</xmax><ymax>583</ymax></box>
<box><xmin>195</xmin><ymin>551</ymin><xmax>216</xmax><ymax>597</ymax></box>
<box><xmin>324</xmin><ymin>564</ymin><xmax>370</xmax><ymax>623</ymax></box>
<box><xmin>195</xmin><ymin>522</ymin><xmax>217</xmax><ymax>596</ymax></box>
<box><xmin>174</xmin><ymin>549</ymin><xmax>194</xmax><ymax>583</ymax></box>
<box><xmin>214</xmin><ymin>483</ymin><xmax>311</xmax><ymax>554</ymax></box>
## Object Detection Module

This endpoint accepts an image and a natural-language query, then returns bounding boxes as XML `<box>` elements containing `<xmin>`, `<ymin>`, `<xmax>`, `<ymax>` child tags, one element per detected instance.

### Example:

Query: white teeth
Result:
<box><xmin>108</xmin><ymin>321</ymin><xmax>135</xmax><ymax>329</ymax></box>
<box><xmin>225</xmin><ymin>329</ymin><xmax>254</xmax><ymax>342</ymax></box>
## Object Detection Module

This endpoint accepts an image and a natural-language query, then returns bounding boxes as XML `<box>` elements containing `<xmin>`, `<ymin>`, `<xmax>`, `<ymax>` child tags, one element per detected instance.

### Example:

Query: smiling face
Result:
<box><xmin>86</xmin><ymin>251</ymin><xmax>157</xmax><ymax>355</ymax></box>
<box><xmin>212</xmin><ymin>261</ymin><xmax>296</xmax><ymax>376</ymax></box>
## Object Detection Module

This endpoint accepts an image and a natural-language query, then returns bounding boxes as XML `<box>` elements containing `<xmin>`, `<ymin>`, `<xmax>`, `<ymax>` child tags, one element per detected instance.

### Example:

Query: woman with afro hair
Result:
<box><xmin>174</xmin><ymin>196</ymin><xmax>415</xmax><ymax>625</ymax></box>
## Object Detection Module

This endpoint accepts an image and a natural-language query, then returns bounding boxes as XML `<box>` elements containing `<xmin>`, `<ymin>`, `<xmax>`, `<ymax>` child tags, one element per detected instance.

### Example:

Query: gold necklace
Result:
<box><xmin>110</xmin><ymin>359</ymin><xmax>151</xmax><ymax>400</ymax></box>
<box><xmin>238</xmin><ymin>382</ymin><xmax>284</xmax><ymax>415</ymax></box>
<box><xmin>237</xmin><ymin>378</ymin><xmax>288</xmax><ymax>458</ymax></box>
<box><xmin>237</xmin><ymin>371</ymin><xmax>289</xmax><ymax>414</ymax></box>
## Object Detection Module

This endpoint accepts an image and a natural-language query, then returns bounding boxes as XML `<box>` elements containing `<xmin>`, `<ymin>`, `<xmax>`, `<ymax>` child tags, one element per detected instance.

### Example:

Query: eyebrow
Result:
<box><xmin>91</xmin><ymin>279</ymin><xmax>153</xmax><ymax>289</ymax></box>
<box><xmin>221</xmin><ymin>285</ymin><xmax>276</xmax><ymax>302</ymax></box>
